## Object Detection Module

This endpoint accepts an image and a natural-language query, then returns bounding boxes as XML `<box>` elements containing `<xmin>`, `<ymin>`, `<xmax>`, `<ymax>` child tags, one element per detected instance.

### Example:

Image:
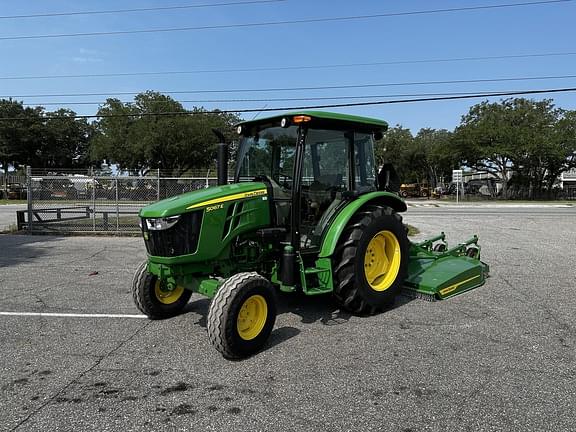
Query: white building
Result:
<box><xmin>561</xmin><ymin>168</ymin><xmax>576</xmax><ymax>198</ymax></box>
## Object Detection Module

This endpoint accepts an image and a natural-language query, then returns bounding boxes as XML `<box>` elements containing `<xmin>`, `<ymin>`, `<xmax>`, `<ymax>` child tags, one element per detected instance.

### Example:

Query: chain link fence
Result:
<box><xmin>0</xmin><ymin>174</ymin><xmax>28</xmax><ymax>200</ymax></box>
<box><xmin>20</xmin><ymin>168</ymin><xmax>226</xmax><ymax>234</ymax></box>
<box><xmin>13</xmin><ymin>167</ymin><xmax>576</xmax><ymax>234</ymax></box>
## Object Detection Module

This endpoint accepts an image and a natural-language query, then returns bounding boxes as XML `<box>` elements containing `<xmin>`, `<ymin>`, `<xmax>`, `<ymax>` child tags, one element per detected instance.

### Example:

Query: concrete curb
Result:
<box><xmin>405</xmin><ymin>200</ymin><xmax>575</xmax><ymax>208</ymax></box>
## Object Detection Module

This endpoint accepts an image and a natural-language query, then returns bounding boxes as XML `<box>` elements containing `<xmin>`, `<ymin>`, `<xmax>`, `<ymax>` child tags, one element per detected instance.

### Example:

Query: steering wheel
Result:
<box><xmin>278</xmin><ymin>173</ymin><xmax>293</xmax><ymax>189</ymax></box>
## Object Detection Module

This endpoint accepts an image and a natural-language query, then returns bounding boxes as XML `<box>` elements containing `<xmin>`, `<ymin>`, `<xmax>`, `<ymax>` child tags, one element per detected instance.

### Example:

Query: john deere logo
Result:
<box><xmin>187</xmin><ymin>188</ymin><xmax>268</xmax><ymax>210</ymax></box>
<box><xmin>244</xmin><ymin>190</ymin><xmax>267</xmax><ymax>198</ymax></box>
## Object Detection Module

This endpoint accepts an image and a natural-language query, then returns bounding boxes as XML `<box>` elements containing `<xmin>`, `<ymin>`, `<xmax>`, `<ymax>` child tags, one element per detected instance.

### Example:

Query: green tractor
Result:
<box><xmin>133</xmin><ymin>111</ymin><xmax>488</xmax><ymax>358</ymax></box>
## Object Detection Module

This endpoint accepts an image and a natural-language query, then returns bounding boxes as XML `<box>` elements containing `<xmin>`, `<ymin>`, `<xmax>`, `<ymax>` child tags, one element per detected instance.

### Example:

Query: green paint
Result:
<box><xmin>318</xmin><ymin>191</ymin><xmax>407</xmax><ymax>258</ymax></box>
<box><xmin>403</xmin><ymin>234</ymin><xmax>489</xmax><ymax>300</ymax></box>
<box><xmin>304</xmin><ymin>257</ymin><xmax>334</xmax><ymax>294</ymax></box>
<box><xmin>148</xmin><ymin>262</ymin><xmax>222</xmax><ymax>298</ymax></box>
<box><xmin>270</xmin><ymin>263</ymin><xmax>298</xmax><ymax>293</ymax></box>
<box><xmin>297</xmin><ymin>257</ymin><xmax>333</xmax><ymax>296</ymax></box>
<box><xmin>140</xmin><ymin>182</ymin><xmax>268</xmax><ymax>218</ymax></box>
<box><xmin>237</xmin><ymin>110</ymin><xmax>388</xmax><ymax>131</ymax></box>
<box><xmin>196</xmin><ymin>278</ymin><xmax>221</xmax><ymax>298</ymax></box>
<box><xmin>145</xmin><ymin>183</ymin><xmax>270</xmax><ymax>265</ymax></box>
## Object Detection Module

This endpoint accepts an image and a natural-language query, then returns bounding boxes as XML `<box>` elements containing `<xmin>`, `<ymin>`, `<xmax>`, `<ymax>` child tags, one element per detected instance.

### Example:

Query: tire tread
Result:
<box><xmin>207</xmin><ymin>272</ymin><xmax>276</xmax><ymax>359</ymax></box>
<box><xmin>131</xmin><ymin>260</ymin><xmax>192</xmax><ymax>319</ymax></box>
<box><xmin>332</xmin><ymin>205</ymin><xmax>407</xmax><ymax>315</ymax></box>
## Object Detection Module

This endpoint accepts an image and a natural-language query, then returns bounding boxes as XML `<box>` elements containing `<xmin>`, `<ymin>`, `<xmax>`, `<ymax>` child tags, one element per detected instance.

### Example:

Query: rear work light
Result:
<box><xmin>292</xmin><ymin>115</ymin><xmax>312</xmax><ymax>124</ymax></box>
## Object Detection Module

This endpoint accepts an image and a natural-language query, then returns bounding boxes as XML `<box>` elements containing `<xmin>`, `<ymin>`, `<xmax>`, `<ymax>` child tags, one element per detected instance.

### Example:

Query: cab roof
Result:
<box><xmin>236</xmin><ymin>110</ymin><xmax>388</xmax><ymax>133</ymax></box>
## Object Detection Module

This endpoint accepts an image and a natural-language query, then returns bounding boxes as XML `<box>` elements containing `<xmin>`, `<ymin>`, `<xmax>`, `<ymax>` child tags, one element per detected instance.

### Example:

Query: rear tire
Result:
<box><xmin>333</xmin><ymin>205</ymin><xmax>409</xmax><ymax>314</ymax></box>
<box><xmin>132</xmin><ymin>260</ymin><xmax>192</xmax><ymax>319</ymax></box>
<box><xmin>207</xmin><ymin>272</ymin><xmax>277</xmax><ymax>359</ymax></box>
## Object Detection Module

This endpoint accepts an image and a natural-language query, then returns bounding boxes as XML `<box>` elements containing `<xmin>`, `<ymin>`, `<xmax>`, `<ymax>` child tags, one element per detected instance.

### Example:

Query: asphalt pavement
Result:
<box><xmin>0</xmin><ymin>207</ymin><xmax>575</xmax><ymax>431</ymax></box>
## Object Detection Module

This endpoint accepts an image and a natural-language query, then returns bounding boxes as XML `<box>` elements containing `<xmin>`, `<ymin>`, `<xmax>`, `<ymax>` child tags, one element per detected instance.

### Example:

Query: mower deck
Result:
<box><xmin>402</xmin><ymin>233</ymin><xmax>489</xmax><ymax>301</ymax></box>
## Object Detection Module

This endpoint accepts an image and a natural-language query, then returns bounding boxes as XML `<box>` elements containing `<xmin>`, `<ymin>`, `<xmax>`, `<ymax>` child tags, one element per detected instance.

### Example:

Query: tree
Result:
<box><xmin>453</xmin><ymin>100</ymin><xmax>513</xmax><ymax>197</ymax></box>
<box><xmin>452</xmin><ymin>98</ymin><xmax>574</xmax><ymax>198</ymax></box>
<box><xmin>1</xmin><ymin>100</ymin><xmax>93</xmax><ymax>172</ymax></box>
<box><xmin>0</xmin><ymin>99</ymin><xmax>43</xmax><ymax>173</ymax></box>
<box><xmin>40</xmin><ymin>109</ymin><xmax>94</xmax><ymax>168</ymax></box>
<box><xmin>374</xmin><ymin>125</ymin><xmax>414</xmax><ymax>182</ymax></box>
<box><xmin>413</xmin><ymin>128</ymin><xmax>456</xmax><ymax>187</ymax></box>
<box><xmin>375</xmin><ymin>125</ymin><xmax>456</xmax><ymax>186</ymax></box>
<box><xmin>542</xmin><ymin>109</ymin><xmax>576</xmax><ymax>193</ymax></box>
<box><xmin>91</xmin><ymin>92</ymin><xmax>240</xmax><ymax>176</ymax></box>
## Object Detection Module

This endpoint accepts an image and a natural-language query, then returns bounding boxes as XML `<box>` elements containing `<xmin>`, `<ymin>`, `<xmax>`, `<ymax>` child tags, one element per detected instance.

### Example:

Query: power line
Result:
<box><xmin>19</xmin><ymin>90</ymin><xmax>572</xmax><ymax>107</ymax></box>
<box><xmin>2</xmin><ymin>87</ymin><xmax>575</xmax><ymax>121</ymax></box>
<box><xmin>2</xmin><ymin>51</ymin><xmax>576</xmax><ymax>81</ymax></box>
<box><xmin>0</xmin><ymin>0</ymin><xmax>571</xmax><ymax>41</ymax></box>
<box><xmin>0</xmin><ymin>0</ymin><xmax>286</xmax><ymax>20</ymax></box>
<box><xmin>4</xmin><ymin>74</ymin><xmax>576</xmax><ymax>99</ymax></box>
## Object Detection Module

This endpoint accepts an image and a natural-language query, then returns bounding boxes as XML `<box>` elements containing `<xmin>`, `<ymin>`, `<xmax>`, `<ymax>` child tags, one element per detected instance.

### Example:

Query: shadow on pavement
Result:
<box><xmin>0</xmin><ymin>234</ymin><xmax>66</xmax><ymax>269</ymax></box>
<box><xmin>180</xmin><ymin>289</ymin><xmax>415</xmax><ymax>357</ymax></box>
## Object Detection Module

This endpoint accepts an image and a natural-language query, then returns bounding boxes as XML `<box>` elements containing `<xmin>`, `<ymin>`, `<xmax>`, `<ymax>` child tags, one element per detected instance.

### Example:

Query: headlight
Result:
<box><xmin>145</xmin><ymin>215</ymin><xmax>180</xmax><ymax>231</ymax></box>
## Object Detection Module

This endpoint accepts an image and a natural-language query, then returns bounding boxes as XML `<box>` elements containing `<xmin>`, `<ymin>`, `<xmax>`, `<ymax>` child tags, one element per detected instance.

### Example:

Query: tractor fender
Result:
<box><xmin>318</xmin><ymin>191</ymin><xmax>407</xmax><ymax>258</ymax></box>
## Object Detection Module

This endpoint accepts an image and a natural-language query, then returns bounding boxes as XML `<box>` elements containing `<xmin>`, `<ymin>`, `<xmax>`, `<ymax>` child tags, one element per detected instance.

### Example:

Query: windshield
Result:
<box><xmin>236</xmin><ymin>125</ymin><xmax>298</xmax><ymax>186</ymax></box>
<box><xmin>236</xmin><ymin>125</ymin><xmax>377</xmax><ymax>190</ymax></box>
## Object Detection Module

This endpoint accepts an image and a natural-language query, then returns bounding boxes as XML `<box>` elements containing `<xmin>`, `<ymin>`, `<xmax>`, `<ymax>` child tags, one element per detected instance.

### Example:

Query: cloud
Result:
<box><xmin>72</xmin><ymin>56</ymin><xmax>103</xmax><ymax>63</ymax></box>
<box><xmin>79</xmin><ymin>48</ymin><xmax>100</xmax><ymax>55</ymax></box>
<box><xmin>72</xmin><ymin>48</ymin><xmax>105</xmax><ymax>63</ymax></box>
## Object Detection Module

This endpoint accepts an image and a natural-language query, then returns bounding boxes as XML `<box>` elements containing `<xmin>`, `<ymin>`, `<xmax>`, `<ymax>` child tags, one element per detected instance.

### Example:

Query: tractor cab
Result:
<box><xmin>233</xmin><ymin>111</ymin><xmax>388</xmax><ymax>253</ymax></box>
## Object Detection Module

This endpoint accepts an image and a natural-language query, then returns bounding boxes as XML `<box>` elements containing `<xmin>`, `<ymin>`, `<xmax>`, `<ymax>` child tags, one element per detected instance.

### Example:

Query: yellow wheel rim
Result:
<box><xmin>237</xmin><ymin>295</ymin><xmax>268</xmax><ymax>341</ymax></box>
<box><xmin>363</xmin><ymin>230</ymin><xmax>402</xmax><ymax>292</ymax></box>
<box><xmin>154</xmin><ymin>281</ymin><xmax>185</xmax><ymax>305</ymax></box>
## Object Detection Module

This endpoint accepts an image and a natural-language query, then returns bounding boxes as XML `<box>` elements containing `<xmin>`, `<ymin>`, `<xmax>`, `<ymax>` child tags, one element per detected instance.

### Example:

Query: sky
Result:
<box><xmin>0</xmin><ymin>0</ymin><xmax>575</xmax><ymax>133</ymax></box>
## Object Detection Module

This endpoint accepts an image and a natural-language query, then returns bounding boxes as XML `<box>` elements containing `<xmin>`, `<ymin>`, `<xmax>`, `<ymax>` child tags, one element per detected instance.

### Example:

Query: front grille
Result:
<box><xmin>142</xmin><ymin>211</ymin><xmax>203</xmax><ymax>257</ymax></box>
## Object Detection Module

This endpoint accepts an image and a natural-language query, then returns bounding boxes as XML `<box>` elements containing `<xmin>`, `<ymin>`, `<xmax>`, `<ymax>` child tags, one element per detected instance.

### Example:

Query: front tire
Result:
<box><xmin>333</xmin><ymin>205</ymin><xmax>409</xmax><ymax>314</ymax></box>
<box><xmin>207</xmin><ymin>272</ymin><xmax>277</xmax><ymax>359</ymax></box>
<box><xmin>132</xmin><ymin>261</ymin><xmax>192</xmax><ymax>319</ymax></box>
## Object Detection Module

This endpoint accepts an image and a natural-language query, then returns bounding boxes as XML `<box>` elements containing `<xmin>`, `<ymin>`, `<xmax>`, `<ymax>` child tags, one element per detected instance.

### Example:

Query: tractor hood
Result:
<box><xmin>139</xmin><ymin>182</ymin><xmax>268</xmax><ymax>218</ymax></box>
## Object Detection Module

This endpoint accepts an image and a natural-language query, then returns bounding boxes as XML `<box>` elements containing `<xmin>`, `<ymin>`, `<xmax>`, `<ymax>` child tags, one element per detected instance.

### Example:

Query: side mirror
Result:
<box><xmin>378</xmin><ymin>163</ymin><xmax>400</xmax><ymax>193</ymax></box>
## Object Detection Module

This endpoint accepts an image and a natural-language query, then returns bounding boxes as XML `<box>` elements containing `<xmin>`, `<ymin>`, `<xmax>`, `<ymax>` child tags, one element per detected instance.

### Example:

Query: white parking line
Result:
<box><xmin>0</xmin><ymin>312</ymin><xmax>148</xmax><ymax>319</ymax></box>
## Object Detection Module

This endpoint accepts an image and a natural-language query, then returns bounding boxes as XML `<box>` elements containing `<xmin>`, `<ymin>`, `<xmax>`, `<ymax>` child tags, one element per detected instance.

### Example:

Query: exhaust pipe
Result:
<box><xmin>212</xmin><ymin>128</ymin><xmax>228</xmax><ymax>186</ymax></box>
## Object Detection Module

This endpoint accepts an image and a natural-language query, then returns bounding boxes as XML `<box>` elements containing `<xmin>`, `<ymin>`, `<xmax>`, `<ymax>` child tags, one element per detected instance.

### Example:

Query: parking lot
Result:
<box><xmin>0</xmin><ymin>206</ymin><xmax>575</xmax><ymax>431</ymax></box>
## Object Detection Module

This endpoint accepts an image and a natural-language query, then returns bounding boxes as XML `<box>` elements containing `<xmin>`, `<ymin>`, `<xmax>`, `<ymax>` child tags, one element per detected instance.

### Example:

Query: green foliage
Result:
<box><xmin>375</xmin><ymin>125</ymin><xmax>456</xmax><ymax>186</ymax></box>
<box><xmin>90</xmin><ymin>91</ymin><xmax>241</xmax><ymax>175</ymax></box>
<box><xmin>40</xmin><ymin>109</ymin><xmax>94</xmax><ymax>168</ymax></box>
<box><xmin>375</xmin><ymin>125</ymin><xmax>413</xmax><ymax>182</ymax></box>
<box><xmin>405</xmin><ymin>224</ymin><xmax>420</xmax><ymax>236</ymax></box>
<box><xmin>0</xmin><ymin>99</ymin><xmax>92</xmax><ymax>172</ymax></box>
<box><xmin>454</xmin><ymin>98</ymin><xmax>576</xmax><ymax>198</ymax></box>
<box><xmin>415</xmin><ymin>128</ymin><xmax>457</xmax><ymax>186</ymax></box>
<box><xmin>0</xmin><ymin>99</ymin><xmax>43</xmax><ymax>172</ymax></box>
<box><xmin>544</xmin><ymin>110</ymin><xmax>576</xmax><ymax>189</ymax></box>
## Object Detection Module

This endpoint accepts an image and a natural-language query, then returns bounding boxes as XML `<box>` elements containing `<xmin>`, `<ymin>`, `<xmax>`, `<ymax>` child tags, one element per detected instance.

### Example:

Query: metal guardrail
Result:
<box><xmin>17</xmin><ymin>207</ymin><xmax>90</xmax><ymax>230</ymax></box>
